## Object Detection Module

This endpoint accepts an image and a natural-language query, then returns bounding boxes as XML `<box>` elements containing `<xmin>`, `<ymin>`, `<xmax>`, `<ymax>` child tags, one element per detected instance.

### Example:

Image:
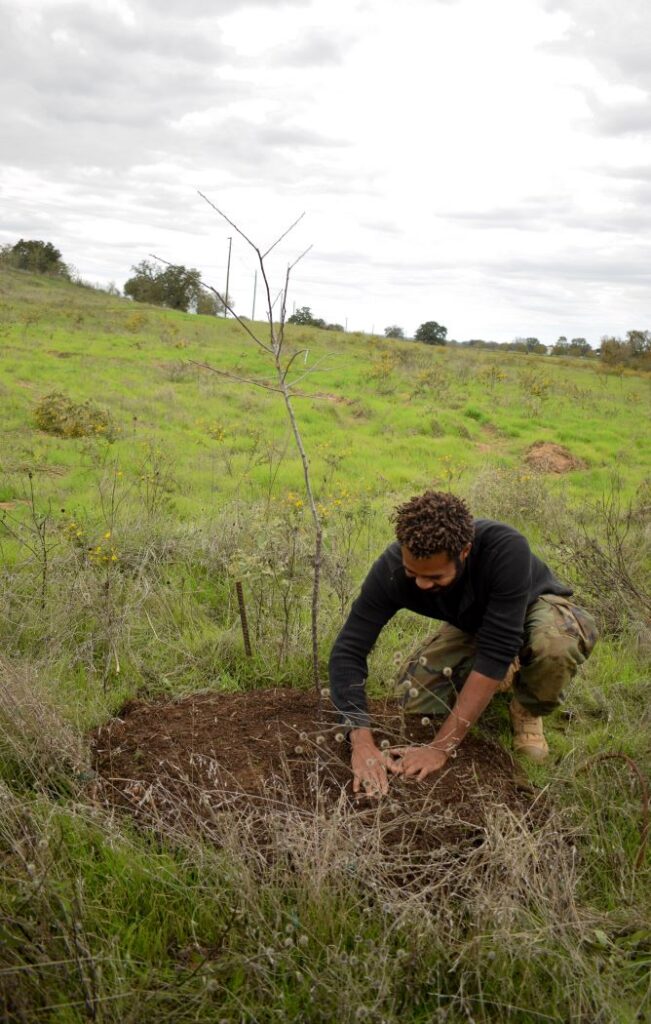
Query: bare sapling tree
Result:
<box><xmin>152</xmin><ymin>196</ymin><xmax>324</xmax><ymax>692</ymax></box>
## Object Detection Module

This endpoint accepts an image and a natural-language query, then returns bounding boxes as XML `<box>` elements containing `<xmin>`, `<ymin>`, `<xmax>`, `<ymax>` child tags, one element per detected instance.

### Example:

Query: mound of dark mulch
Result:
<box><xmin>91</xmin><ymin>688</ymin><xmax>538</xmax><ymax>850</ymax></box>
<box><xmin>525</xmin><ymin>441</ymin><xmax>586</xmax><ymax>474</ymax></box>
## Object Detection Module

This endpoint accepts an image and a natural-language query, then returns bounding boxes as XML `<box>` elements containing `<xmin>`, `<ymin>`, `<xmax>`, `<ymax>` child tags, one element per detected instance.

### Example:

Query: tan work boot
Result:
<box><xmin>510</xmin><ymin>698</ymin><xmax>549</xmax><ymax>762</ymax></box>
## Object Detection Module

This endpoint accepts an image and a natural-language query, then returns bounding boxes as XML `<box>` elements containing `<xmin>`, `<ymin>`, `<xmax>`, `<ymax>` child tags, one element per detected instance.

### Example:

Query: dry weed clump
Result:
<box><xmin>544</xmin><ymin>477</ymin><xmax>651</xmax><ymax>636</ymax></box>
<box><xmin>0</xmin><ymin>655</ymin><xmax>89</xmax><ymax>788</ymax></box>
<box><xmin>468</xmin><ymin>464</ymin><xmax>559</xmax><ymax>530</ymax></box>
<box><xmin>34</xmin><ymin>390</ymin><xmax>115</xmax><ymax>440</ymax></box>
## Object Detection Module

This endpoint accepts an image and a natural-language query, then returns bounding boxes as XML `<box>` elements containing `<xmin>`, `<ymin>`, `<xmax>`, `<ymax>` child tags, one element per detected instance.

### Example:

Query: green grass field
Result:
<box><xmin>1</xmin><ymin>266</ymin><xmax>650</xmax><ymax>1023</ymax></box>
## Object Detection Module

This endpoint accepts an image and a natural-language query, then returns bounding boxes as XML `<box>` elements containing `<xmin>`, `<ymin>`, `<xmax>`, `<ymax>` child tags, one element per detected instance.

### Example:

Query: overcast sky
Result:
<box><xmin>1</xmin><ymin>0</ymin><xmax>650</xmax><ymax>343</ymax></box>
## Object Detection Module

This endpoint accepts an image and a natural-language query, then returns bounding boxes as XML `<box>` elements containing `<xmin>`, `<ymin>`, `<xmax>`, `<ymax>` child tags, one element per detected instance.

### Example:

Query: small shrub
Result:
<box><xmin>124</xmin><ymin>311</ymin><xmax>147</xmax><ymax>333</ymax></box>
<box><xmin>469</xmin><ymin>464</ymin><xmax>558</xmax><ymax>530</ymax></box>
<box><xmin>410</xmin><ymin>367</ymin><xmax>448</xmax><ymax>398</ymax></box>
<box><xmin>480</xmin><ymin>364</ymin><xmax>507</xmax><ymax>389</ymax></box>
<box><xmin>34</xmin><ymin>392</ymin><xmax>115</xmax><ymax>440</ymax></box>
<box><xmin>518</xmin><ymin>369</ymin><xmax>551</xmax><ymax>399</ymax></box>
<box><xmin>161</xmin><ymin>360</ymin><xmax>194</xmax><ymax>383</ymax></box>
<box><xmin>464</xmin><ymin>405</ymin><xmax>488</xmax><ymax>423</ymax></box>
<box><xmin>544</xmin><ymin>477</ymin><xmax>651</xmax><ymax>635</ymax></box>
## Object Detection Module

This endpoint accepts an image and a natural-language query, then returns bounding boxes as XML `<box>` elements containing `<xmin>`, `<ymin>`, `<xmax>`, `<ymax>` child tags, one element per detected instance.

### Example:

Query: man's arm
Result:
<box><xmin>388</xmin><ymin>670</ymin><xmax>501</xmax><ymax>780</ymax></box>
<box><xmin>329</xmin><ymin>548</ymin><xmax>401</xmax><ymax>729</ymax></box>
<box><xmin>329</xmin><ymin>549</ymin><xmax>403</xmax><ymax>796</ymax></box>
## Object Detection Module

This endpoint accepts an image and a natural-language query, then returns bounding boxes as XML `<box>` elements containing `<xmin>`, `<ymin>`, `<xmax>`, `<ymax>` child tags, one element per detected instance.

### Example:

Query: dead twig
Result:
<box><xmin>235</xmin><ymin>581</ymin><xmax>252</xmax><ymax>658</ymax></box>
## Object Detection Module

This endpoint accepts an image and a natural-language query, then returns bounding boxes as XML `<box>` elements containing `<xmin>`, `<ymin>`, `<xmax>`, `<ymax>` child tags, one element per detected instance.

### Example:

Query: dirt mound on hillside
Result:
<box><xmin>525</xmin><ymin>441</ymin><xmax>586</xmax><ymax>474</ymax></box>
<box><xmin>91</xmin><ymin>689</ymin><xmax>535</xmax><ymax>850</ymax></box>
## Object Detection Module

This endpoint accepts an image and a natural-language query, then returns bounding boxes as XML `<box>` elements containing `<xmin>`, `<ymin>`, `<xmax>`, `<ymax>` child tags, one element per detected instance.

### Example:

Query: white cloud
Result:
<box><xmin>1</xmin><ymin>0</ymin><xmax>650</xmax><ymax>342</ymax></box>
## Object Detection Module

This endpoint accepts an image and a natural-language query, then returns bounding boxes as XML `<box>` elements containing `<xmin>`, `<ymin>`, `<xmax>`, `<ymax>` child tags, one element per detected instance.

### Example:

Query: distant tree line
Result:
<box><xmin>3</xmin><ymin>239</ymin><xmax>650</xmax><ymax>367</ymax></box>
<box><xmin>287</xmin><ymin>306</ymin><xmax>343</xmax><ymax>331</ymax></box>
<box><xmin>383</xmin><ymin>322</ymin><xmax>448</xmax><ymax>345</ymax></box>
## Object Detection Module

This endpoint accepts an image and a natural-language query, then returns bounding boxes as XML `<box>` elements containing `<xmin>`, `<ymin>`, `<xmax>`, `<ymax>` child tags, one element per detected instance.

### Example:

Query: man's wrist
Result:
<box><xmin>429</xmin><ymin>740</ymin><xmax>453</xmax><ymax>758</ymax></box>
<box><xmin>349</xmin><ymin>727</ymin><xmax>375</xmax><ymax>749</ymax></box>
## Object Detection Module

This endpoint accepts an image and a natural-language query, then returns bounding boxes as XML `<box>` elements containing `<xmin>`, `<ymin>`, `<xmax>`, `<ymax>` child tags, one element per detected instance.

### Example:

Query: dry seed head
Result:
<box><xmin>421</xmin><ymin>717</ymin><xmax>431</xmax><ymax>726</ymax></box>
<box><xmin>443</xmin><ymin>666</ymin><xmax>453</xmax><ymax>678</ymax></box>
<box><xmin>299</xmin><ymin>732</ymin><xmax>308</xmax><ymax>742</ymax></box>
<box><xmin>294</xmin><ymin>745</ymin><xmax>304</xmax><ymax>755</ymax></box>
<box><xmin>409</xmin><ymin>687</ymin><xmax>419</xmax><ymax>698</ymax></box>
<box><xmin>380</xmin><ymin>739</ymin><xmax>390</xmax><ymax>749</ymax></box>
<box><xmin>320</xmin><ymin>687</ymin><xmax>330</xmax><ymax>698</ymax></box>
<box><xmin>419</xmin><ymin>656</ymin><xmax>428</xmax><ymax>666</ymax></box>
<box><xmin>316</xmin><ymin>735</ymin><xmax>325</xmax><ymax>745</ymax></box>
<box><xmin>335</xmin><ymin>732</ymin><xmax>345</xmax><ymax>743</ymax></box>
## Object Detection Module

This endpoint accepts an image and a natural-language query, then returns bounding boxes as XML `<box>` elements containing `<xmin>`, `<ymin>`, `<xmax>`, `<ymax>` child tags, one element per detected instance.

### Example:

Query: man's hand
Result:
<box><xmin>386</xmin><ymin>745</ymin><xmax>449</xmax><ymax>781</ymax></box>
<box><xmin>349</xmin><ymin>728</ymin><xmax>389</xmax><ymax>797</ymax></box>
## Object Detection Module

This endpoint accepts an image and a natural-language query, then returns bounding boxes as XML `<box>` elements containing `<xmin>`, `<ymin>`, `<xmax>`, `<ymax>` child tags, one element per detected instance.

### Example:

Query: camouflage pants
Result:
<box><xmin>396</xmin><ymin>594</ymin><xmax>598</xmax><ymax>717</ymax></box>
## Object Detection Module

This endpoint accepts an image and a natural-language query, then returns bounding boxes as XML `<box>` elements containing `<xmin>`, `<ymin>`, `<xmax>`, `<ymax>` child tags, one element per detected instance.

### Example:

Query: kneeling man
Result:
<box><xmin>328</xmin><ymin>491</ymin><xmax>597</xmax><ymax>796</ymax></box>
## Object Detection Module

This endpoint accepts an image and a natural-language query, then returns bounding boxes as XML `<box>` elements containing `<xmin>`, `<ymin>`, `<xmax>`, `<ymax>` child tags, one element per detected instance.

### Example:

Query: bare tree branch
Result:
<box><xmin>281</xmin><ymin>349</ymin><xmax>308</xmax><ymax>383</ymax></box>
<box><xmin>197</xmin><ymin>192</ymin><xmax>259</xmax><ymax>253</ymax></box>
<box><xmin>285</xmin><ymin>354</ymin><xmax>329</xmax><ymax>389</ymax></box>
<box><xmin>188</xmin><ymin>361</ymin><xmax>284</xmax><ymax>393</ymax></box>
<box><xmin>262</xmin><ymin>211</ymin><xmax>306</xmax><ymax>259</ymax></box>
<box><xmin>189</xmin><ymin>360</ymin><xmax>326</xmax><ymax>400</ymax></box>
<box><xmin>276</xmin><ymin>243</ymin><xmax>311</xmax><ymax>357</ymax></box>
<box><xmin>288</xmin><ymin>244</ymin><xmax>313</xmax><ymax>272</ymax></box>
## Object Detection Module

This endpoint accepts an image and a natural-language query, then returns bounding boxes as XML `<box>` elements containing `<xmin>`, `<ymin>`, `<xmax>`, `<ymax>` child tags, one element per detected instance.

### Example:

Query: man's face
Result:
<box><xmin>401</xmin><ymin>544</ymin><xmax>471</xmax><ymax>591</ymax></box>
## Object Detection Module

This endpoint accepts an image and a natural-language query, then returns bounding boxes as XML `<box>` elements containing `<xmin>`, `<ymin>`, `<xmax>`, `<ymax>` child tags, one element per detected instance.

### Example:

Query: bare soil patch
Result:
<box><xmin>91</xmin><ymin>689</ymin><xmax>535</xmax><ymax>849</ymax></box>
<box><xmin>525</xmin><ymin>441</ymin><xmax>586</xmax><ymax>474</ymax></box>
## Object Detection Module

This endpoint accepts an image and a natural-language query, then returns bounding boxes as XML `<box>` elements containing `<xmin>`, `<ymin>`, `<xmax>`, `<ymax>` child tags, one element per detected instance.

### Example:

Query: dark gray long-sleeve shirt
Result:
<box><xmin>328</xmin><ymin>519</ymin><xmax>571</xmax><ymax>728</ymax></box>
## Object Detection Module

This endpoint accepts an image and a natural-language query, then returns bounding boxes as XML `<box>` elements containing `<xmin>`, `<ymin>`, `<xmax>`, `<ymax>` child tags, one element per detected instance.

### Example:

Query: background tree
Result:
<box><xmin>287</xmin><ymin>306</ymin><xmax>327</xmax><ymax>329</ymax></box>
<box><xmin>551</xmin><ymin>335</ymin><xmax>570</xmax><ymax>355</ymax></box>
<box><xmin>287</xmin><ymin>306</ymin><xmax>316</xmax><ymax>325</ymax></box>
<box><xmin>1</xmin><ymin>239</ymin><xmax>70</xmax><ymax>277</ymax></box>
<box><xmin>524</xmin><ymin>337</ymin><xmax>547</xmax><ymax>354</ymax></box>
<box><xmin>626</xmin><ymin>329</ymin><xmax>651</xmax><ymax>356</ymax></box>
<box><xmin>196</xmin><ymin>290</ymin><xmax>234</xmax><ymax>316</ymax></box>
<box><xmin>384</xmin><ymin>325</ymin><xmax>404</xmax><ymax>339</ymax></box>
<box><xmin>415</xmin><ymin>321</ymin><xmax>447</xmax><ymax>346</ymax></box>
<box><xmin>600</xmin><ymin>330</ymin><xmax>651</xmax><ymax>369</ymax></box>
<box><xmin>123</xmin><ymin>260</ymin><xmax>203</xmax><ymax>312</ymax></box>
<box><xmin>568</xmin><ymin>337</ymin><xmax>592</xmax><ymax>357</ymax></box>
<box><xmin>123</xmin><ymin>260</ymin><xmax>162</xmax><ymax>305</ymax></box>
<box><xmin>600</xmin><ymin>336</ymin><xmax>627</xmax><ymax>365</ymax></box>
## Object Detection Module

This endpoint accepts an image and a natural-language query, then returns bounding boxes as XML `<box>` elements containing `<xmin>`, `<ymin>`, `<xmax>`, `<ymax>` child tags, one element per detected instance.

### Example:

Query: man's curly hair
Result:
<box><xmin>393</xmin><ymin>491</ymin><xmax>475</xmax><ymax>559</ymax></box>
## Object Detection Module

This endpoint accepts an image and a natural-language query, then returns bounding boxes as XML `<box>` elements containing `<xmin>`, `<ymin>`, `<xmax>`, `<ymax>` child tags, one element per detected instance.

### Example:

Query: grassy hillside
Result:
<box><xmin>2</xmin><ymin>266</ymin><xmax>649</xmax><ymax>517</ymax></box>
<box><xmin>1</xmin><ymin>267</ymin><xmax>650</xmax><ymax>1023</ymax></box>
